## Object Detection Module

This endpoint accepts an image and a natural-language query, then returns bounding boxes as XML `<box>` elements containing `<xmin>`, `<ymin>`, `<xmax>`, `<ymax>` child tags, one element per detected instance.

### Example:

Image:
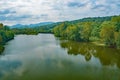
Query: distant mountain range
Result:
<box><xmin>10</xmin><ymin>22</ymin><xmax>54</xmax><ymax>29</ymax></box>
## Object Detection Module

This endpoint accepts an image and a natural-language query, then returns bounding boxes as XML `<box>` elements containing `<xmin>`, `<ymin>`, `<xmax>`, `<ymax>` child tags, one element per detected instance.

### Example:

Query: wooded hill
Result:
<box><xmin>7</xmin><ymin>15</ymin><xmax>120</xmax><ymax>49</ymax></box>
<box><xmin>53</xmin><ymin>15</ymin><xmax>120</xmax><ymax>48</ymax></box>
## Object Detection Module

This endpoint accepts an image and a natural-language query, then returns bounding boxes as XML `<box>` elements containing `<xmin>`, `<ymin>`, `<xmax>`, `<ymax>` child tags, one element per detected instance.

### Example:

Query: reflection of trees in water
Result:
<box><xmin>60</xmin><ymin>40</ymin><xmax>120</xmax><ymax>68</ymax></box>
<box><xmin>60</xmin><ymin>40</ymin><xmax>96</xmax><ymax>61</ymax></box>
<box><xmin>85</xmin><ymin>53</ymin><xmax>91</xmax><ymax>61</ymax></box>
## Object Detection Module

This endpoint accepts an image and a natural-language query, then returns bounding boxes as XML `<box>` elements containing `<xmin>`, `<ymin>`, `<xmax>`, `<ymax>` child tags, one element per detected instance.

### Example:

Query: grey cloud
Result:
<box><xmin>67</xmin><ymin>2</ymin><xmax>87</xmax><ymax>8</ymax></box>
<box><xmin>91</xmin><ymin>4</ymin><xmax>111</xmax><ymax>13</ymax></box>
<box><xmin>41</xmin><ymin>14</ymin><xmax>48</xmax><ymax>17</ymax></box>
<box><xmin>91</xmin><ymin>5</ymin><xmax>108</xmax><ymax>9</ymax></box>
<box><xmin>0</xmin><ymin>9</ymin><xmax>16</xmax><ymax>15</ymax></box>
<box><xmin>0</xmin><ymin>15</ymin><xmax>32</xmax><ymax>21</ymax></box>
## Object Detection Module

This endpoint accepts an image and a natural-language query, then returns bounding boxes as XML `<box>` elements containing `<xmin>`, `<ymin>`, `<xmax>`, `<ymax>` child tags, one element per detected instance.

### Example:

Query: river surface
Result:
<box><xmin>0</xmin><ymin>34</ymin><xmax>120</xmax><ymax>80</ymax></box>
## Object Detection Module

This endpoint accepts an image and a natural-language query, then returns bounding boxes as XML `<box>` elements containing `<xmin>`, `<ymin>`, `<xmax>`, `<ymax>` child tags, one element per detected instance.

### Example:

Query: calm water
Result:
<box><xmin>0</xmin><ymin>34</ymin><xmax>120</xmax><ymax>80</ymax></box>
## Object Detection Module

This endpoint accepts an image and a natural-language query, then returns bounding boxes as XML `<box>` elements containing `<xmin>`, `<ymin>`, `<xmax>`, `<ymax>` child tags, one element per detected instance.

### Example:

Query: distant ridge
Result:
<box><xmin>10</xmin><ymin>22</ymin><xmax>54</xmax><ymax>29</ymax></box>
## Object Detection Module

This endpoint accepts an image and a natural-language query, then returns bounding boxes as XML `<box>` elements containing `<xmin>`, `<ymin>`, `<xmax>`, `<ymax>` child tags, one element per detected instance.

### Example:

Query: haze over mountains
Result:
<box><xmin>10</xmin><ymin>22</ymin><xmax>54</xmax><ymax>29</ymax></box>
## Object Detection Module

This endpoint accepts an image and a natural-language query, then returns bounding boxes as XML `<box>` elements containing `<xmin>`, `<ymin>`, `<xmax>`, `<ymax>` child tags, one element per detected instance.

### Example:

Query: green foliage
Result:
<box><xmin>12</xmin><ymin>23</ymin><xmax>57</xmax><ymax>35</ymax></box>
<box><xmin>0</xmin><ymin>45</ymin><xmax>4</xmax><ymax>54</ymax></box>
<box><xmin>65</xmin><ymin>25</ymin><xmax>81</xmax><ymax>41</ymax></box>
<box><xmin>90</xmin><ymin>22</ymin><xmax>102</xmax><ymax>40</ymax></box>
<box><xmin>111</xmin><ymin>16</ymin><xmax>120</xmax><ymax>32</ymax></box>
<box><xmin>114</xmin><ymin>32</ymin><xmax>120</xmax><ymax>48</ymax></box>
<box><xmin>100</xmin><ymin>21</ymin><xmax>115</xmax><ymax>46</ymax></box>
<box><xmin>0</xmin><ymin>23</ymin><xmax>14</xmax><ymax>54</ymax></box>
<box><xmin>53</xmin><ymin>15</ymin><xmax>120</xmax><ymax>49</ymax></box>
<box><xmin>81</xmin><ymin>22</ymin><xmax>93</xmax><ymax>41</ymax></box>
<box><xmin>0</xmin><ymin>23</ymin><xmax>4</xmax><ymax>29</ymax></box>
<box><xmin>0</xmin><ymin>35</ymin><xmax>3</xmax><ymax>43</ymax></box>
<box><xmin>12</xmin><ymin>28</ymin><xmax>38</xmax><ymax>35</ymax></box>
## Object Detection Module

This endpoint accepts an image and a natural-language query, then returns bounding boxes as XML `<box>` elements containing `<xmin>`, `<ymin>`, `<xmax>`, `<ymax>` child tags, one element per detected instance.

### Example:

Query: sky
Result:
<box><xmin>0</xmin><ymin>0</ymin><xmax>120</xmax><ymax>25</ymax></box>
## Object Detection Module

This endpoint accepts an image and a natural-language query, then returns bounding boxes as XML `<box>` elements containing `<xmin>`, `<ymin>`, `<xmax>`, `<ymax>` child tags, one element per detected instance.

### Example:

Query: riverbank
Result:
<box><xmin>0</xmin><ymin>45</ymin><xmax>4</xmax><ymax>54</ymax></box>
<box><xmin>91</xmin><ymin>41</ymin><xmax>105</xmax><ymax>46</ymax></box>
<box><xmin>0</xmin><ymin>23</ymin><xmax>15</xmax><ymax>54</ymax></box>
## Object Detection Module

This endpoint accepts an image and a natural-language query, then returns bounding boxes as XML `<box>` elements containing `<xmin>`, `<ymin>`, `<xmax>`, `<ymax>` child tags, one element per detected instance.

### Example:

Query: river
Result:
<box><xmin>0</xmin><ymin>34</ymin><xmax>120</xmax><ymax>80</ymax></box>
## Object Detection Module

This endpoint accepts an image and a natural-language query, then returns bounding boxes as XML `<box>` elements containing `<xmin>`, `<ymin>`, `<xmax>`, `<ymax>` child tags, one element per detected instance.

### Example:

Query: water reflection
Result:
<box><xmin>60</xmin><ymin>40</ymin><xmax>120</xmax><ymax>68</ymax></box>
<box><xmin>0</xmin><ymin>60</ymin><xmax>21</xmax><ymax>70</ymax></box>
<box><xmin>0</xmin><ymin>59</ymin><xmax>22</xmax><ymax>79</ymax></box>
<box><xmin>0</xmin><ymin>34</ymin><xmax>120</xmax><ymax>80</ymax></box>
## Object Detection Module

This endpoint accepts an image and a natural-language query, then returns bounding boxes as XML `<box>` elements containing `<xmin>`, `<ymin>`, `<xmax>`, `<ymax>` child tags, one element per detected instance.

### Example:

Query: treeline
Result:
<box><xmin>11</xmin><ymin>23</ymin><xmax>58</xmax><ymax>35</ymax></box>
<box><xmin>12</xmin><ymin>28</ymin><xmax>39</xmax><ymax>35</ymax></box>
<box><xmin>53</xmin><ymin>15</ymin><xmax>120</xmax><ymax>48</ymax></box>
<box><xmin>0</xmin><ymin>23</ymin><xmax>14</xmax><ymax>53</ymax></box>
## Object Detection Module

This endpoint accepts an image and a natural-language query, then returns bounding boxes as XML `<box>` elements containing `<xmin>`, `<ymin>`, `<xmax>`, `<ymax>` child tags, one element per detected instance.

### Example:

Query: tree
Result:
<box><xmin>111</xmin><ymin>16</ymin><xmax>120</xmax><ymax>32</ymax></box>
<box><xmin>114</xmin><ymin>31</ymin><xmax>120</xmax><ymax>48</ymax></box>
<box><xmin>52</xmin><ymin>15</ymin><xmax>120</xmax><ymax>49</ymax></box>
<box><xmin>0</xmin><ymin>35</ymin><xmax>3</xmax><ymax>43</ymax></box>
<box><xmin>65</xmin><ymin>25</ymin><xmax>82</xmax><ymax>41</ymax></box>
<box><xmin>81</xmin><ymin>22</ymin><xmax>93</xmax><ymax>41</ymax></box>
<box><xmin>90</xmin><ymin>22</ymin><xmax>102</xmax><ymax>40</ymax></box>
<box><xmin>4</xmin><ymin>25</ymin><xmax>10</xmax><ymax>30</ymax></box>
<box><xmin>0</xmin><ymin>23</ymin><xmax>4</xmax><ymax>29</ymax></box>
<box><xmin>100</xmin><ymin>21</ymin><xmax>115</xmax><ymax>47</ymax></box>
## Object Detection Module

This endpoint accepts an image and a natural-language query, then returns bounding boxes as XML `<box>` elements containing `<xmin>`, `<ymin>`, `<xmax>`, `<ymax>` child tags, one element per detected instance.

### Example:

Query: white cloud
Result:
<box><xmin>0</xmin><ymin>0</ymin><xmax>120</xmax><ymax>25</ymax></box>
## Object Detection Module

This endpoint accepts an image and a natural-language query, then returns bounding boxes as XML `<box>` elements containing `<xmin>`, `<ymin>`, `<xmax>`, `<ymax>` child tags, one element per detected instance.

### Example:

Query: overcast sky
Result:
<box><xmin>0</xmin><ymin>0</ymin><xmax>120</xmax><ymax>25</ymax></box>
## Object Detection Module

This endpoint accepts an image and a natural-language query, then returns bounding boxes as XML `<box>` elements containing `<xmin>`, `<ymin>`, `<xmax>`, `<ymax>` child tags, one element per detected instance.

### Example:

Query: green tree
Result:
<box><xmin>100</xmin><ymin>21</ymin><xmax>115</xmax><ymax>46</ymax></box>
<box><xmin>114</xmin><ymin>31</ymin><xmax>120</xmax><ymax>48</ymax></box>
<box><xmin>81</xmin><ymin>22</ymin><xmax>93</xmax><ymax>41</ymax></box>
<box><xmin>111</xmin><ymin>16</ymin><xmax>120</xmax><ymax>32</ymax></box>
<box><xmin>0</xmin><ymin>35</ymin><xmax>3</xmax><ymax>43</ymax></box>
<box><xmin>0</xmin><ymin>23</ymin><xmax>4</xmax><ymax>29</ymax></box>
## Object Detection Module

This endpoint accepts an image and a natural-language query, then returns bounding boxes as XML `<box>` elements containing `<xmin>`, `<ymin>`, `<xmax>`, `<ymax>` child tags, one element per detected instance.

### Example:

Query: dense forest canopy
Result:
<box><xmin>52</xmin><ymin>15</ymin><xmax>120</xmax><ymax>48</ymax></box>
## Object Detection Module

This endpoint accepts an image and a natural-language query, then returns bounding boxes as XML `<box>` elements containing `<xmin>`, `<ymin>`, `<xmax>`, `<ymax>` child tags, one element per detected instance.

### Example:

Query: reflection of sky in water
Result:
<box><xmin>0</xmin><ymin>59</ymin><xmax>22</xmax><ymax>79</ymax></box>
<box><xmin>0</xmin><ymin>34</ymin><xmax>120</xmax><ymax>80</ymax></box>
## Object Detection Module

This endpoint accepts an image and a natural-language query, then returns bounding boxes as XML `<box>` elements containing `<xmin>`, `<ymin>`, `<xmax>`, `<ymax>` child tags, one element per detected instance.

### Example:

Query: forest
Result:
<box><xmin>53</xmin><ymin>15</ymin><xmax>120</xmax><ymax>48</ymax></box>
<box><xmin>11</xmin><ymin>23</ymin><xmax>57</xmax><ymax>34</ymax></box>
<box><xmin>0</xmin><ymin>23</ymin><xmax>14</xmax><ymax>53</ymax></box>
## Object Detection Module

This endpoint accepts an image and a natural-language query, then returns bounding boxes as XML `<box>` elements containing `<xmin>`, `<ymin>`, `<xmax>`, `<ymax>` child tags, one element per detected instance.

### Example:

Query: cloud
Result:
<box><xmin>0</xmin><ymin>9</ymin><xmax>16</xmax><ymax>15</ymax></box>
<box><xmin>67</xmin><ymin>2</ymin><xmax>86</xmax><ymax>8</ymax></box>
<box><xmin>0</xmin><ymin>15</ymin><xmax>32</xmax><ymax>21</ymax></box>
<box><xmin>91</xmin><ymin>5</ymin><xmax>111</xmax><ymax>13</ymax></box>
<box><xmin>0</xmin><ymin>0</ymin><xmax>120</xmax><ymax>25</ymax></box>
<box><xmin>92</xmin><ymin>5</ymin><xmax>106</xmax><ymax>9</ymax></box>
